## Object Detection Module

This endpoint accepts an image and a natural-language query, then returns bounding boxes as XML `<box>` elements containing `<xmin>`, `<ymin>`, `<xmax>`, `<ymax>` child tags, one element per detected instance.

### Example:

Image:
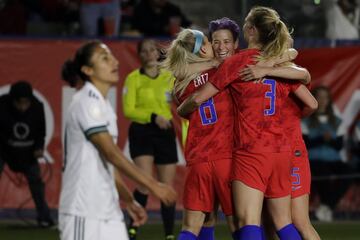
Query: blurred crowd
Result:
<box><xmin>0</xmin><ymin>0</ymin><xmax>359</xmax><ymax>39</ymax></box>
<box><xmin>301</xmin><ymin>86</ymin><xmax>360</xmax><ymax>221</ymax></box>
<box><xmin>0</xmin><ymin>0</ymin><xmax>193</xmax><ymax>37</ymax></box>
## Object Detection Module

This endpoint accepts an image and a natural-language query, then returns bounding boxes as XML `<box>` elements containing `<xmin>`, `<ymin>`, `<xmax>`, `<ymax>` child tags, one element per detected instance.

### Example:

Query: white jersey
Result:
<box><xmin>59</xmin><ymin>82</ymin><xmax>123</xmax><ymax>221</ymax></box>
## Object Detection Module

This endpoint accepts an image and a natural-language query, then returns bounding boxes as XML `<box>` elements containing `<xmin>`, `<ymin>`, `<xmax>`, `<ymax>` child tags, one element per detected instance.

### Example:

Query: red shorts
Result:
<box><xmin>232</xmin><ymin>150</ymin><xmax>292</xmax><ymax>198</ymax></box>
<box><xmin>291</xmin><ymin>146</ymin><xmax>311</xmax><ymax>198</ymax></box>
<box><xmin>183</xmin><ymin>159</ymin><xmax>233</xmax><ymax>216</ymax></box>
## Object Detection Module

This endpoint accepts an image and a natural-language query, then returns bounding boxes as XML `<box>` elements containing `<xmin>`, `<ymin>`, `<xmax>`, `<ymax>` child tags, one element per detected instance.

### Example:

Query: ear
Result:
<box><xmin>199</xmin><ymin>45</ymin><xmax>207</xmax><ymax>55</ymax></box>
<box><xmin>81</xmin><ymin>65</ymin><xmax>93</xmax><ymax>77</ymax></box>
<box><xmin>234</xmin><ymin>39</ymin><xmax>239</xmax><ymax>49</ymax></box>
<box><xmin>249</xmin><ymin>26</ymin><xmax>257</xmax><ymax>37</ymax></box>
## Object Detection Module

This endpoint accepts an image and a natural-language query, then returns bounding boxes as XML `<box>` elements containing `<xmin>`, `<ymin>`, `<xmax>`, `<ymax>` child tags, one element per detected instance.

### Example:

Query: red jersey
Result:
<box><xmin>177</xmin><ymin>68</ymin><xmax>234</xmax><ymax>165</ymax></box>
<box><xmin>282</xmin><ymin>84</ymin><xmax>311</xmax><ymax>150</ymax></box>
<box><xmin>210</xmin><ymin>49</ymin><xmax>300</xmax><ymax>153</ymax></box>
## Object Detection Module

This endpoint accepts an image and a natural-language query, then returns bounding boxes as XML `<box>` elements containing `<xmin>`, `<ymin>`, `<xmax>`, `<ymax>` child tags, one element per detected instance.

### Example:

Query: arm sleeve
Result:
<box><xmin>122</xmin><ymin>74</ymin><xmax>153</xmax><ymax>123</ymax></box>
<box><xmin>210</xmin><ymin>54</ymin><xmax>247</xmax><ymax>90</ymax></box>
<box><xmin>76</xmin><ymin>99</ymin><xmax>108</xmax><ymax>139</ymax></box>
<box><xmin>34</xmin><ymin>102</ymin><xmax>46</xmax><ymax>150</ymax></box>
<box><xmin>289</xmin><ymin>82</ymin><xmax>302</xmax><ymax>92</ymax></box>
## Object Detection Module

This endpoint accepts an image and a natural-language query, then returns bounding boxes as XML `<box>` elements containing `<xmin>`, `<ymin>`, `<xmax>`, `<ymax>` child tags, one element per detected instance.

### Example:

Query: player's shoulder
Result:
<box><xmin>126</xmin><ymin>69</ymin><xmax>142</xmax><ymax>80</ymax></box>
<box><xmin>74</xmin><ymin>82</ymin><xmax>103</xmax><ymax>106</ymax></box>
<box><xmin>159</xmin><ymin>69</ymin><xmax>173</xmax><ymax>77</ymax></box>
<box><xmin>223</xmin><ymin>48</ymin><xmax>259</xmax><ymax>66</ymax></box>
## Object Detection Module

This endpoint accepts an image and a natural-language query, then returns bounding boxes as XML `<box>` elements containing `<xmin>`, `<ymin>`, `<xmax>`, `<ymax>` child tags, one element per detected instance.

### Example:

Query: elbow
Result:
<box><xmin>304</xmin><ymin>71</ymin><xmax>311</xmax><ymax>85</ymax></box>
<box><xmin>192</xmin><ymin>94</ymin><xmax>204</xmax><ymax>108</ymax></box>
<box><xmin>310</xmin><ymin>99</ymin><xmax>318</xmax><ymax>112</ymax></box>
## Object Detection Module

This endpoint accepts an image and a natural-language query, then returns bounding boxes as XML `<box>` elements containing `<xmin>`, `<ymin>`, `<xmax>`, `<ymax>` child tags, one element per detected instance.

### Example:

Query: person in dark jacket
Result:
<box><xmin>0</xmin><ymin>81</ymin><xmax>54</xmax><ymax>227</ymax></box>
<box><xmin>132</xmin><ymin>0</ymin><xmax>191</xmax><ymax>36</ymax></box>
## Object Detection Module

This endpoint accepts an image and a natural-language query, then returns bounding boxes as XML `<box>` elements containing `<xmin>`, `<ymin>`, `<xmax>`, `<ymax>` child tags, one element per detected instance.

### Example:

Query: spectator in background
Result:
<box><xmin>132</xmin><ymin>0</ymin><xmax>191</xmax><ymax>37</ymax></box>
<box><xmin>0</xmin><ymin>81</ymin><xmax>54</xmax><ymax>227</ymax></box>
<box><xmin>302</xmin><ymin>86</ymin><xmax>352</xmax><ymax>221</ymax></box>
<box><xmin>325</xmin><ymin>0</ymin><xmax>360</xmax><ymax>39</ymax></box>
<box><xmin>122</xmin><ymin>39</ymin><xmax>177</xmax><ymax>240</ymax></box>
<box><xmin>79</xmin><ymin>0</ymin><xmax>121</xmax><ymax>36</ymax></box>
<box><xmin>0</xmin><ymin>0</ymin><xmax>27</xmax><ymax>34</ymax></box>
<box><xmin>348</xmin><ymin>113</ymin><xmax>360</xmax><ymax>171</ymax></box>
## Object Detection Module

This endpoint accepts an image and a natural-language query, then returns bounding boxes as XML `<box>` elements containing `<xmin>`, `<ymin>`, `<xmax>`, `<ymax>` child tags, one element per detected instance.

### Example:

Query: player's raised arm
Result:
<box><xmin>240</xmin><ymin>64</ymin><xmax>311</xmax><ymax>84</ymax></box>
<box><xmin>177</xmin><ymin>82</ymin><xmax>219</xmax><ymax>117</ymax></box>
<box><xmin>187</xmin><ymin>59</ymin><xmax>221</xmax><ymax>75</ymax></box>
<box><xmin>293</xmin><ymin>84</ymin><xmax>318</xmax><ymax>117</ymax></box>
<box><xmin>255</xmin><ymin>48</ymin><xmax>298</xmax><ymax>67</ymax></box>
<box><xmin>89</xmin><ymin>132</ymin><xmax>177</xmax><ymax>206</ymax></box>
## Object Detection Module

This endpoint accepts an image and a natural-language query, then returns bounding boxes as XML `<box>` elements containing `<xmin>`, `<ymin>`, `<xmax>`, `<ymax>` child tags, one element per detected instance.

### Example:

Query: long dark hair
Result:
<box><xmin>61</xmin><ymin>40</ymin><xmax>102</xmax><ymax>87</ymax></box>
<box><xmin>308</xmin><ymin>86</ymin><xmax>339</xmax><ymax>129</ymax></box>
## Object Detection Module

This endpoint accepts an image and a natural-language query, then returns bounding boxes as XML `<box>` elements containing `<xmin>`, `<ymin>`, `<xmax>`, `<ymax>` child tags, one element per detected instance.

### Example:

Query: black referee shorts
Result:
<box><xmin>128</xmin><ymin>122</ymin><xmax>178</xmax><ymax>165</ymax></box>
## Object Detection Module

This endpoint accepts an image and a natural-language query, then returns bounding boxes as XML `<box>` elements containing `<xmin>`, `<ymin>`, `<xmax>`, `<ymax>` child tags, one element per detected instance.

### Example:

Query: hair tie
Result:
<box><xmin>190</xmin><ymin>30</ymin><xmax>204</xmax><ymax>54</ymax></box>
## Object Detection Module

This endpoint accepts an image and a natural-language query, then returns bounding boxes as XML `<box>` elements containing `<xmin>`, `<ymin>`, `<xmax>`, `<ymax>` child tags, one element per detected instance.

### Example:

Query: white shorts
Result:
<box><xmin>59</xmin><ymin>214</ymin><xmax>129</xmax><ymax>240</ymax></box>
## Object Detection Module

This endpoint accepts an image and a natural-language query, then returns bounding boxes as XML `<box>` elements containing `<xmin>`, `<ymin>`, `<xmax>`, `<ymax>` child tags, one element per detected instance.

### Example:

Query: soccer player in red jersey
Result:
<box><xmin>177</xmin><ymin>7</ymin><xmax>318</xmax><ymax>240</ymax></box>
<box><xmin>241</xmin><ymin>64</ymin><xmax>321</xmax><ymax>240</ymax></box>
<box><xmin>163</xmin><ymin>28</ymin><xmax>236</xmax><ymax>240</ymax></box>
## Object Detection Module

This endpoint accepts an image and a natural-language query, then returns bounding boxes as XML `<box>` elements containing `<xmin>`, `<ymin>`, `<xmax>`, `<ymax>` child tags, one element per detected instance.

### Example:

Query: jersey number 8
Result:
<box><xmin>199</xmin><ymin>97</ymin><xmax>218</xmax><ymax>125</ymax></box>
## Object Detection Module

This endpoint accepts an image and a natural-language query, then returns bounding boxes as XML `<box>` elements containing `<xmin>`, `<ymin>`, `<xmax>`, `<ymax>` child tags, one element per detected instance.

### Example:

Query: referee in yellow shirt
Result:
<box><xmin>122</xmin><ymin>39</ymin><xmax>177</xmax><ymax>240</ymax></box>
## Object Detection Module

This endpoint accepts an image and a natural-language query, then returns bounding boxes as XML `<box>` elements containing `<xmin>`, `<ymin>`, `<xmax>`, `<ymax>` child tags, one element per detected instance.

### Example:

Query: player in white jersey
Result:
<box><xmin>59</xmin><ymin>40</ymin><xmax>177</xmax><ymax>240</ymax></box>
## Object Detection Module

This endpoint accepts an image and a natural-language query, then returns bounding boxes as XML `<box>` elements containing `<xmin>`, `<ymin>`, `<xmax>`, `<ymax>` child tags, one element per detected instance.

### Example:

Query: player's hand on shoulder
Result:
<box><xmin>240</xmin><ymin>65</ymin><xmax>270</xmax><ymax>82</ymax></box>
<box><xmin>151</xmin><ymin>182</ymin><xmax>177</xmax><ymax>206</ymax></box>
<box><xmin>253</xmin><ymin>57</ymin><xmax>275</xmax><ymax>67</ymax></box>
<box><xmin>126</xmin><ymin>200</ymin><xmax>148</xmax><ymax>227</ymax></box>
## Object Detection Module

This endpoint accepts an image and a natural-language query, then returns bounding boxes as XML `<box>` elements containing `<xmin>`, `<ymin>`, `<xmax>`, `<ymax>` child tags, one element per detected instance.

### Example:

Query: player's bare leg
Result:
<box><xmin>292</xmin><ymin>194</ymin><xmax>321</xmax><ymax>240</ymax></box>
<box><xmin>233</xmin><ymin>181</ymin><xmax>264</xmax><ymax>227</ymax></box>
<box><xmin>266</xmin><ymin>196</ymin><xmax>301</xmax><ymax>240</ymax></box>
<box><xmin>232</xmin><ymin>181</ymin><xmax>264</xmax><ymax>239</ymax></box>
<box><xmin>266</xmin><ymin>196</ymin><xmax>292</xmax><ymax>231</ymax></box>
<box><xmin>181</xmin><ymin>210</ymin><xmax>206</xmax><ymax>236</ymax></box>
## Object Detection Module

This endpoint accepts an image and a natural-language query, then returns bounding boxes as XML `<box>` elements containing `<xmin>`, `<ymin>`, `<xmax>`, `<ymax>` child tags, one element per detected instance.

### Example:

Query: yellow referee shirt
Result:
<box><xmin>122</xmin><ymin>68</ymin><xmax>174</xmax><ymax>124</ymax></box>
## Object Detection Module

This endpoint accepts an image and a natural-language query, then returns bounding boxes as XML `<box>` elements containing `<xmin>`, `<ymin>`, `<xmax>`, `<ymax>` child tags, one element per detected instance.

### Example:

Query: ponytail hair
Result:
<box><xmin>61</xmin><ymin>40</ymin><xmax>102</xmax><ymax>87</ymax></box>
<box><xmin>247</xmin><ymin>6</ymin><xmax>291</xmax><ymax>60</ymax></box>
<box><xmin>162</xmin><ymin>29</ymin><xmax>209</xmax><ymax>96</ymax></box>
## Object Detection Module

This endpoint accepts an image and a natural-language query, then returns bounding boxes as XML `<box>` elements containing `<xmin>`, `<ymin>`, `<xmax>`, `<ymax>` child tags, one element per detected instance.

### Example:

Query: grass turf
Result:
<box><xmin>0</xmin><ymin>221</ymin><xmax>360</xmax><ymax>239</ymax></box>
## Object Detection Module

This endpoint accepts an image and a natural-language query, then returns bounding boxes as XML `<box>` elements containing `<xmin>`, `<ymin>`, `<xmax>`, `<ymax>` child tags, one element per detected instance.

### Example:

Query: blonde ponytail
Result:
<box><xmin>162</xmin><ymin>29</ymin><xmax>209</xmax><ymax>96</ymax></box>
<box><xmin>247</xmin><ymin>6</ymin><xmax>292</xmax><ymax>60</ymax></box>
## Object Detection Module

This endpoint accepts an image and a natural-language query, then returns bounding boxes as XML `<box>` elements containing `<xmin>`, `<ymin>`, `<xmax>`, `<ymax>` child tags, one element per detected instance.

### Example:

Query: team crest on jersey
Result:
<box><xmin>89</xmin><ymin>105</ymin><xmax>102</xmax><ymax>120</ymax></box>
<box><xmin>194</xmin><ymin>73</ymin><xmax>209</xmax><ymax>88</ymax></box>
<box><xmin>88</xmin><ymin>90</ymin><xmax>99</xmax><ymax>99</ymax></box>
<box><xmin>294</xmin><ymin>150</ymin><xmax>302</xmax><ymax>157</ymax></box>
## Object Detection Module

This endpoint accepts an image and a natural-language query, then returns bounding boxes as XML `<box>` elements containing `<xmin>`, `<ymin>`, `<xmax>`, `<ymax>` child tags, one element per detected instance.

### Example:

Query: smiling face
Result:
<box><xmin>211</xmin><ymin>29</ymin><xmax>238</xmax><ymax>61</ymax></box>
<box><xmin>83</xmin><ymin>44</ymin><xmax>119</xmax><ymax>84</ymax></box>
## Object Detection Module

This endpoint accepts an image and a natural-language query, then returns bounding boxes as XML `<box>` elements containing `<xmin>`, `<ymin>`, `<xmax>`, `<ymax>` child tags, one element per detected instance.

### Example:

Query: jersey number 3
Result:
<box><xmin>199</xmin><ymin>97</ymin><xmax>218</xmax><ymax>125</ymax></box>
<box><xmin>263</xmin><ymin>79</ymin><xmax>276</xmax><ymax>116</ymax></box>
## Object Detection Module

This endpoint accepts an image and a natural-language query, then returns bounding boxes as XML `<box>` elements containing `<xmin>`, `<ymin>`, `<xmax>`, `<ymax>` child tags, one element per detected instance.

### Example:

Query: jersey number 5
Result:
<box><xmin>199</xmin><ymin>97</ymin><xmax>218</xmax><ymax>125</ymax></box>
<box><xmin>263</xmin><ymin>79</ymin><xmax>276</xmax><ymax>116</ymax></box>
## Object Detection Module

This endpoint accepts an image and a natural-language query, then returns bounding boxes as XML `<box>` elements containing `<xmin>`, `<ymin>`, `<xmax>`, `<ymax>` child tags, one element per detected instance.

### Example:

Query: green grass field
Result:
<box><xmin>1</xmin><ymin>221</ymin><xmax>360</xmax><ymax>240</ymax></box>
